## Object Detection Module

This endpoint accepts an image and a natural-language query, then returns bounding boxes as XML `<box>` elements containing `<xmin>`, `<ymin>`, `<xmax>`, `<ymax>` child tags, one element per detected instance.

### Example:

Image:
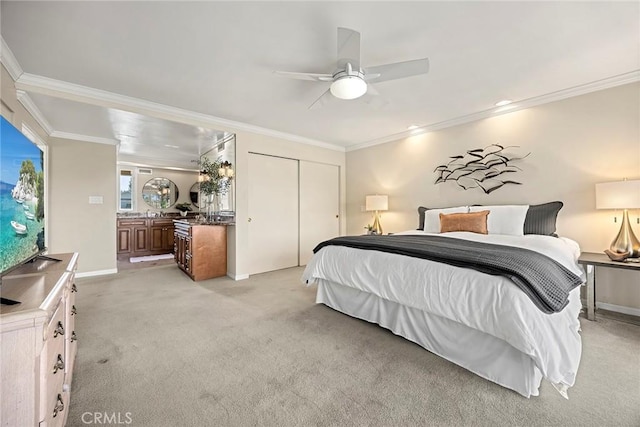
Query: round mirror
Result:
<box><xmin>142</xmin><ymin>177</ymin><xmax>179</xmax><ymax>209</ymax></box>
<box><xmin>189</xmin><ymin>182</ymin><xmax>200</xmax><ymax>208</ymax></box>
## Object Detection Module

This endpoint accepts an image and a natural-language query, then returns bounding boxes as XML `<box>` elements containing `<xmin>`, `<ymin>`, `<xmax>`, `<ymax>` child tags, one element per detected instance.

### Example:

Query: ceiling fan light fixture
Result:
<box><xmin>330</xmin><ymin>76</ymin><xmax>367</xmax><ymax>100</ymax></box>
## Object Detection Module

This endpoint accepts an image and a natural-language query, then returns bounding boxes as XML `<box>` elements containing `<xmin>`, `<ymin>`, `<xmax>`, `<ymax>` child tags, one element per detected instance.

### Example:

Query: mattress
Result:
<box><xmin>302</xmin><ymin>231</ymin><xmax>584</xmax><ymax>397</ymax></box>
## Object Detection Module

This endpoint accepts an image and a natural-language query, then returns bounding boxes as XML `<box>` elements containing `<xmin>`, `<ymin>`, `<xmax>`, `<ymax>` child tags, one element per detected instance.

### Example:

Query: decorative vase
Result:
<box><xmin>180</xmin><ymin>211</ymin><xmax>188</xmax><ymax>217</ymax></box>
<box><xmin>205</xmin><ymin>193</ymin><xmax>216</xmax><ymax>221</ymax></box>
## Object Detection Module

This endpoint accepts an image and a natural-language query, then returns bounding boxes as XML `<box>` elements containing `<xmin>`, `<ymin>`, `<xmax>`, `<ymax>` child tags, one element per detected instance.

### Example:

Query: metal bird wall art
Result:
<box><xmin>434</xmin><ymin>144</ymin><xmax>530</xmax><ymax>194</ymax></box>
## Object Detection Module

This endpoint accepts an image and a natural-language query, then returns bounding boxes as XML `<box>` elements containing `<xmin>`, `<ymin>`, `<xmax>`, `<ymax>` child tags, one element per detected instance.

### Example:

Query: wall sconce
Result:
<box><xmin>218</xmin><ymin>161</ymin><xmax>234</xmax><ymax>178</ymax></box>
<box><xmin>198</xmin><ymin>172</ymin><xmax>209</xmax><ymax>182</ymax></box>
<box><xmin>595</xmin><ymin>179</ymin><xmax>640</xmax><ymax>258</ymax></box>
<box><xmin>365</xmin><ymin>194</ymin><xmax>388</xmax><ymax>235</ymax></box>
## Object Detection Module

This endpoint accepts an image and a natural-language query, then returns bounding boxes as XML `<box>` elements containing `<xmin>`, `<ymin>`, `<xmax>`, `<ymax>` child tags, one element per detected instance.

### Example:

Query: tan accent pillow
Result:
<box><xmin>439</xmin><ymin>210</ymin><xmax>489</xmax><ymax>234</ymax></box>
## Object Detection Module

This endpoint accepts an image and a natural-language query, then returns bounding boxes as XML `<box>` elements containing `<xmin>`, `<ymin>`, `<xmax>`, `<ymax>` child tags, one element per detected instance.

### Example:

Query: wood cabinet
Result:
<box><xmin>117</xmin><ymin>218</ymin><xmax>149</xmax><ymax>256</ymax></box>
<box><xmin>1</xmin><ymin>253</ymin><xmax>79</xmax><ymax>427</ymax></box>
<box><xmin>150</xmin><ymin>218</ymin><xmax>175</xmax><ymax>253</ymax></box>
<box><xmin>117</xmin><ymin>217</ymin><xmax>175</xmax><ymax>259</ymax></box>
<box><xmin>174</xmin><ymin>220</ymin><xmax>227</xmax><ymax>281</ymax></box>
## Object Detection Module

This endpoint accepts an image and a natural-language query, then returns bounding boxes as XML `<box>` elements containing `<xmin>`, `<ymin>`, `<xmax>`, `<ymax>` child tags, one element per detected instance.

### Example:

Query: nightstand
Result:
<box><xmin>577</xmin><ymin>252</ymin><xmax>640</xmax><ymax>321</ymax></box>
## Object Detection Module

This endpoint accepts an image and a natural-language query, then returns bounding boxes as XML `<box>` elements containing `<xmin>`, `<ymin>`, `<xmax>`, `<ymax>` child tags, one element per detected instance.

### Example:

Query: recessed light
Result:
<box><xmin>495</xmin><ymin>100</ymin><xmax>512</xmax><ymax>107</ymax></box>
<box><xmin>407</xmin><ymin>125</ymin><xmax>420</xmax><ymax>130</ymax></box>
<box><xmin>164</xmin><ymin>144</ymin><xmax>180</xmax><ymax>149</ymax></box>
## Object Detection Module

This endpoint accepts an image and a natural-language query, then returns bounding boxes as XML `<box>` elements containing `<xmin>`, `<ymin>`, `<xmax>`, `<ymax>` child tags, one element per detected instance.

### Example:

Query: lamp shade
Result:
<box><xmin>595</xmin><ymin>180</ymin><xmax>640</xmax><ymax>209</ymax></box>
<box><xmin>366</xmin><ymin>195</ymin><xmax>388</xmax><ymax>211</ymax></box>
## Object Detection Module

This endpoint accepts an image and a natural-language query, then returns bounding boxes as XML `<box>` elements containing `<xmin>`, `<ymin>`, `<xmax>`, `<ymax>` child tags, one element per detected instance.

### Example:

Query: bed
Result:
<box><xmin>301</xmin><ymin>203</ymin><xmax>585</xmax><ymax>398</ymax></box>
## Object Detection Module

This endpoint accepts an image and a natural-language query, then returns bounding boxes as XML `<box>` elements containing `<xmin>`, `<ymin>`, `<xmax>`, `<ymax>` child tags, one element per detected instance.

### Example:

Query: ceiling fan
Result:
<box><xmin>275</xmin><ymin>27</ymin><xmax>430</xmax><ymax>109</ymax></box>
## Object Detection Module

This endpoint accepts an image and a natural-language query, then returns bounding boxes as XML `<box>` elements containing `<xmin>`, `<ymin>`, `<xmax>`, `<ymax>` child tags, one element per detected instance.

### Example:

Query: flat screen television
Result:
<box><xmin>0</xmin><ymin>115</ymin><xmax>47</xmax><ymax>284</ymax></box>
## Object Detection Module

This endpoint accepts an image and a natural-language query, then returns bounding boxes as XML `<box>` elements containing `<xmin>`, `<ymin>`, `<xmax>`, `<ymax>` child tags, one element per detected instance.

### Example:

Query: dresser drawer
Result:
<box><xmin>43</xmin><ymin>304</ymin><xmax>66</xmax><ymax>360</ymax></box>
<box><xmin>40</xmin><ymin>305</ymin><xmax>66</xmax><ymax>422</ymax></box>
<box><xmin>40</xmin><ymin>391</ymin><xmax>67</xmax><ymax>427</ymax></box>
<box><xmin>64</xmin><ymin>286</ymin><xmax>78</xmax><ymax>384</ymax></box>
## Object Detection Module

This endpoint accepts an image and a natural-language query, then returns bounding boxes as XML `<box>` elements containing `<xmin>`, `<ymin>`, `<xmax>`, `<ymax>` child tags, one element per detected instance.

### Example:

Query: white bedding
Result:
<box><xmin>302</xmin><ymin>231</ymin><xmax>584</xmax><ymax>396</ymax></box>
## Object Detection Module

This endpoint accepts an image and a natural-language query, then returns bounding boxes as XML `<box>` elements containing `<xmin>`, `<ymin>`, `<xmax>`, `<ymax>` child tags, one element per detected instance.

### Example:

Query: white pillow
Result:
<box><xmin>424</xmin><ymin>206</ymin><xmax>469</xmax><ymax>233</ymax></box>
<box><xmin>468</xmin><ymin>205</ymin><xmax>529</xmax><ymax>236</ymax></box>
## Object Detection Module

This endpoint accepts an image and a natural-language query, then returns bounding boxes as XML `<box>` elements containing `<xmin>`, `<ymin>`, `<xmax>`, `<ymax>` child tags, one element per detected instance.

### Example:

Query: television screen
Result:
<box><xmin>0</xmin><ymin>115</ymin><xmax>46</xmax><ymax>276</ymax></box>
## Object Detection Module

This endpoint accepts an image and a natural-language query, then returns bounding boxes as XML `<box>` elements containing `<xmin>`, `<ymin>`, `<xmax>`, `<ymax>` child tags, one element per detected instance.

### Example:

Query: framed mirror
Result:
<box><xmin>189</xmin><ymin>182</ymin><xmax>200</xmax><ymax>208</ymax></box>
<box><xmin>142</xmin><ymin>177</ymin><xmax>179</xmax><ymax>209</ymax></box>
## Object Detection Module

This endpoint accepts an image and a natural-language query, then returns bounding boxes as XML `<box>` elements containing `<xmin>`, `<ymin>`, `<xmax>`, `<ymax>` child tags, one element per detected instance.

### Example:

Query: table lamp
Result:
<box><xmin>595</xmin><ymin>179</ymin><xmax>640</xmax><ymax>258</ymax></box>
<box><xmin>366</xmin><ymin>195</ymin><xmax>388</xmax><ymax>235</ymax></box>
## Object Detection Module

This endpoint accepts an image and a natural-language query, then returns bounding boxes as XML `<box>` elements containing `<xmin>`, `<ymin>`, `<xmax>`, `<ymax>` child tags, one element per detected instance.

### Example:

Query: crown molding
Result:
<box><xmin>12</xmin><ymin>67</ymin><xmax>637</xmax><ymax>154</ymax></box>
<box><xmin>347</xmin><ymin>70</ymin><xmax>640</xmax><ymax>152</ymax></box>
<box><xmin>15</xmin><ymin>73</ymin><xmax>346</xmax><ymax>153</ymax></box>
<box><xmin>0</xmin><ymin>37</ymin><xmax>24</xmax><ymax>81</ymax></box>
<box><xmin>16</xmin><ymin>90</ymin><xmax>54</xmax><ymax>135</ymax></box>
<box><xmin>49</xmin><ymin>131</ymin><xmax>119</xmax><ymax>146</ymax></box>
<box><xmin>117</xmin><ymin>158</ymin><xmax>200</xmax><ymax>172</ymax></box>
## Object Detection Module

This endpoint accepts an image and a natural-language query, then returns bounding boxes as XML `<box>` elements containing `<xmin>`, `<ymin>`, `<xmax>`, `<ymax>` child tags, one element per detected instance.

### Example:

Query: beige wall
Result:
<box><xmin>3</xmin><ymin>62</ymin><xmax>346</xmax><ymax>278</ymax></box>
<box><xmin>2</xmin><ymin>64</ymin><xmax>118</xmax><ymax>275</ymax></box>
<box><xmin>346</xmin><ymin>82</ymin><xmax>640</xmax><ymax>310</ymax></box>
<box><xmin>49</xmin><ymin>138</ymin><xmax>117</xmax><ymax>274</ymax></box>
<box><xmin>1</xmin><ymin>66</ymin><xmax>49</xmax><ymax>157</ymax></box>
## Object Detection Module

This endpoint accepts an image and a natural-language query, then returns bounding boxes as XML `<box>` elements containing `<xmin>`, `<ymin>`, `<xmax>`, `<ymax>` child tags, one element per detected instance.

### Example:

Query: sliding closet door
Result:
<box><xmin>299</xmin><ymin>161</ymin><xmax>340</xmax><ymax>265</ymax></box>
<box><xmin>247</xmin><ymin>153</ymin><xmax>299</xmax><ymax>275</ymax></box>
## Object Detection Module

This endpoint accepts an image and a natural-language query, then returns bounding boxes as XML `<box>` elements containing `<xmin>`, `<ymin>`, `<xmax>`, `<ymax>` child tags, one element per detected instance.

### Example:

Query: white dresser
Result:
<box><xmin>1</xmin><ymin>253</ymin><xmax>79</xmax><ymax>427</ymax></box>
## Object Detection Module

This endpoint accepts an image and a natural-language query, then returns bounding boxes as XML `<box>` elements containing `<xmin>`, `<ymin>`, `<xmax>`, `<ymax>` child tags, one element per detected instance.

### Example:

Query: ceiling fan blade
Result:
<box><xmin>337</xmin><ymin>27</ymin><xmax>361</xmax><ymax>69</ymax></box>
<box><xmin>364</xmin><ymin>58</ymin><xmax>429</xmax><ymax>83</ymax></box>
<box><xmin>308</xmin><ymin>89</ymin><xmax>333</xmax><ymax>110</ymax></box>
<box><xmin>361</xmin><ymin>85</ymin><xmax>389</xmax><ymax>108</ymax></box>
<box><xmin>274</xmin><ymin>70</ymin><xmax>333</xmax><ymax>82</ymax></box>
<box><xmin>365</xmin><ymin>84</ymin><xmax>380</xmax><ymax>96</ymax></box>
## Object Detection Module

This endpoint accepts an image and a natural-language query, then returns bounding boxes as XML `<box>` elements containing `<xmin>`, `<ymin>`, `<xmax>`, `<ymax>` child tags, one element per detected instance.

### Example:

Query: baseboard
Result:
<box><xmin>596</xmin><ymin>302</ymin><xmax>640</xmax><ymax>318</ymax></box>
<box><xmin>75</xmin><ymin>268</ymin><xmax>118</xmax><ymax>278</ymax></box>
<box><xmin>227</xmin><ymin>272</ymin><xmax>249</xmax><ymax>281</ymax></box>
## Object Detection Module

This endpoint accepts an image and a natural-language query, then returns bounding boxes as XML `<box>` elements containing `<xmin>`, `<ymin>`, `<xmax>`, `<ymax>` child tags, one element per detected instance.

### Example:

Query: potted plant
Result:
<box><xmin>175</xmin><ymin>202</ymin><xmax>192</xmax><ymax>217</ymax></box>
<box><xmin>197</xmin><ymin>156</ymin><xmax>233</xmax><ymax>219</ymax></box>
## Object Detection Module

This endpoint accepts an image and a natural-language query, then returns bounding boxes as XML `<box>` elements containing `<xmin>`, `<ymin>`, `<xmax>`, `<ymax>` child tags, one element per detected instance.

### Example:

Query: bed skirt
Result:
<box><xmin>315</xmin><ymin>279</ymin><xmax>544</xmax><ymax>397</ymax></box>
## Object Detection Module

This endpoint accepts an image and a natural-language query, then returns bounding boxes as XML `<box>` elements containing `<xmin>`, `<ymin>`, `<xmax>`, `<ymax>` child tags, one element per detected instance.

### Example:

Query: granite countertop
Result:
<box><xmin>117</xmin><ymin>212</ymin><xmax>196</xmax><ymax>219</ymax></box>
<box><xmin>173</xmin><ymin>218</ymin><xmax>236</xmax><ymax>226</ymax></box>
<box><xmin>117</xmin><ymin>212</ymin><xmax>234</xmax><ymax>225</ymax></box>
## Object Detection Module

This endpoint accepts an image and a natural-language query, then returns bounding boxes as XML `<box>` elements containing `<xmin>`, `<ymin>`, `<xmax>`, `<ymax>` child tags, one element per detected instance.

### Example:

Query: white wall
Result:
<box><xmin>232</xmin><ymin>131</ymin><xmax>346</xmax><ymax>278</ymax></box>
<box><xmin>346</xmin><ymin>82</ymin><xmax>640</xmax><ymax>310</ymax></box>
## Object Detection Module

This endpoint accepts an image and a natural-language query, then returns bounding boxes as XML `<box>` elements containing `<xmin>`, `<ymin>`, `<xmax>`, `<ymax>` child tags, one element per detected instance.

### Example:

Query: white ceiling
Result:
<box><xmin>1</xmin><ymin>1</ymin><xmax>639</xmax><ymax>166</ymax></box>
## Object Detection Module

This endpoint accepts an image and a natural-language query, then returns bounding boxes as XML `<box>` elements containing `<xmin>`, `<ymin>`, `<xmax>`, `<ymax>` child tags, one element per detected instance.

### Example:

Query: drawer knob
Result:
<box><xmin>71</xmin><ymin>305</ymin><xmax>77</xmax><ymax>316</ymax></box>
<box><xmin>71</xmin><ymin>331</ymin><xmax>78</xmax><ymax>342</ymax></box>
<box><xmin>54</xmin><ymin>321</ymin><xmax>65</xmax><ymax>338</ymax></box>
<box><xmin>53</xmin><ymin>354</ymin><xmax>65</xmax><ymax>374</ymax></box>
<box><xmin>71</xmin><ymin>283</ymin><xmax>78</xmax><ymax>293</ymax></box>
<box><xmin>53</xmin><ymin>394</ymin><xmax>64</xmax><ymax>417</ymax></box>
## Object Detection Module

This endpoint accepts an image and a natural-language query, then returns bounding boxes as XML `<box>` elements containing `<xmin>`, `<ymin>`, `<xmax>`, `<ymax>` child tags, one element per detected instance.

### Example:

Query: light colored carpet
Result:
<box><xmin>68</xmin><ymin>265</ymin><xmax>640</xmax><ymax>426</ymax></box>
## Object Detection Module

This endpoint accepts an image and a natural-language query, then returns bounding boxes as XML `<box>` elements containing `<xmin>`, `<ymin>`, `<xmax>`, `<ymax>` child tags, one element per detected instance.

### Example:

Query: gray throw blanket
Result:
<box><xmin>313</xmin><ymin>234</ymin><xmax>583</xmax><ymax>314</ymax></box>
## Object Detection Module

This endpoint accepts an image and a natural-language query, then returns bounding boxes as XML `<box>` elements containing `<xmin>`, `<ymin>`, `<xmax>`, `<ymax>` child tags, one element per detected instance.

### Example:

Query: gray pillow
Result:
<box><xmin>524</xmin><ymin>201</ymin><xmax>563</xmax><ymax>236</ymax></box>
<box><xmin>417</xmin><ymin>206</ymin><xmax>428</xmax><ymax>230</ymax></box>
